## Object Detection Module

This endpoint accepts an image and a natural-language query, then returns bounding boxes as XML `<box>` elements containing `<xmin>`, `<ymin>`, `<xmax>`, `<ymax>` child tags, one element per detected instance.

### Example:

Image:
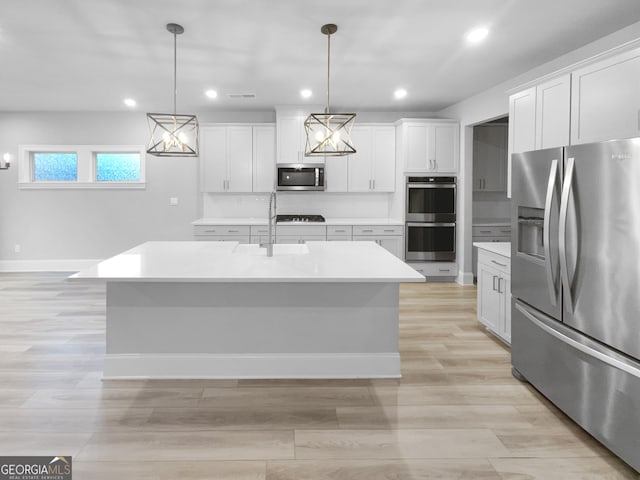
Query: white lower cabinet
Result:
<box><xmin>275</xmin><ymin>225</ymin><xmax>326</xmax><ymax>244</ymax></box>
<box><xmin>477</xmin><ymin>248</ymin><xmax>511</xmax><ymax>344</ymax></box>
<box><xmin>472</xmin><ymin>225</ymin><xmax>511</xmax><ymax>277</ymax></box>
<box><xmin>352</xmin><ymin>225</ymin><xmax>404</xmax><ymax>259</ymax></box>
<box><xmin>193</xmin><ymin>225</ymin><xmax>251</xmax><ymax>243</ymax></box>
<box><xmin>407</xmin><ymin>262</ymin><xmax>457</xmax><ymax>280</ymax></box>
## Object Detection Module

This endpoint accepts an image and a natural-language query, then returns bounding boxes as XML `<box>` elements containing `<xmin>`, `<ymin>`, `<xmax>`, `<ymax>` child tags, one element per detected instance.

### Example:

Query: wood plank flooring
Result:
<box><xmin>0</xmin><ymin>273</ymin><xmax>637</xmax><ymax>479</ymax></box>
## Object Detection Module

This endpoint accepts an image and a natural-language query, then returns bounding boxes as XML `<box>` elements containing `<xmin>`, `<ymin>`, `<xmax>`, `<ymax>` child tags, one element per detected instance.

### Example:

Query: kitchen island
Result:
<box><xmin>70</xmin><ymin>241</ymin><xmax>424</xmax><ymax>379</ymax></box>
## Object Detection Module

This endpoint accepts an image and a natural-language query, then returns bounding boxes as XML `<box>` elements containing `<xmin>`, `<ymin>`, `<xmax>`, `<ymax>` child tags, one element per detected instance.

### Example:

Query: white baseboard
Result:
<box><xmin>103</xmin><ymin>353</ymin><xmax>402</xmax><ymax>379</ymax></box>
<box><xmin>457</xmin><ymin>271</ymin><xmax>475</xmax><ymax>285</ymax></box>
<box><xmin>0</xmin><ymin>259</ymin><xmax>102</xmax><ymax>272</ymax></box>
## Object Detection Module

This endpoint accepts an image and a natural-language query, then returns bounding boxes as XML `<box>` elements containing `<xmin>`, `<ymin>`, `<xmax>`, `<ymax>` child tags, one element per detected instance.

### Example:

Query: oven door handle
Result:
<box><xmin>407</xmin><ymin>184</ymin><xmax>456</xmax><ymax>189</ymax></box>
<box><xmin>407</xmin><ymin>222</ymin><xmax>456</xmax><ymax>227</ymax></box>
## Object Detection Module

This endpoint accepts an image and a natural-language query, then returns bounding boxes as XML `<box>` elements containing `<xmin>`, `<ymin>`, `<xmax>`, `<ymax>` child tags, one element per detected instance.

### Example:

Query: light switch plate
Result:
<box><xmin>169</xmin><ymin>197</ymin><xmax>179</xmax><ymax>206</ymax></box>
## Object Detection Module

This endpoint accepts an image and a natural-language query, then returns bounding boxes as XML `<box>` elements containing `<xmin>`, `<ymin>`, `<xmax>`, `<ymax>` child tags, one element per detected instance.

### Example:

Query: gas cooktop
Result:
<box><xmin>276</xmin><ymin>214</ymin><xmax>325</xmax><ymax>223</ymax></box>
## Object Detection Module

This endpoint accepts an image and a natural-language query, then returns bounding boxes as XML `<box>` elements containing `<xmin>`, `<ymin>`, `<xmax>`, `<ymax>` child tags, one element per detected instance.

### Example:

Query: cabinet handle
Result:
<box><xmin>492</xmin><ymin>275</ymin><xmax>497</xmax><ymax>291</ymax></box>
<box><xmin>500</xmin><ymin>230</ymin><xmax>511</xmax><ymax>234</ymax></box>
<box><xmin>439</xmin><ymin>268</ymin><xmax>451</xmax><ymax>272</ymax></box>
<box><xmin>497</xmin><ymin>277</ymin><xmax>504</xmax><ymax>294</ymax></box>
<box><xmin>362</xmin><ymin>229</ymin><xmax>374</xmax><ymax>233</ymax></box>
<box><xmin>228</xmin><ymin>230</ymin><xmax>239</xmax><ymax>233</ymax></box>
<box><xmin>372</xmin><ymin>179</ymin><xmax>376</xmax><ymax>190</ymax></box>
<box><xmin>491</xmin><ymin>259</ymin><xmax>507</xmax><ymax>268</ymax></box>
<box><xmin>383</xmin><ymin>229</ymin><xmax>395</xmax><ymax>233</ymax></box>
<box><xmin>480</xmin><ymin>230</ymin><xmax>492</xmax><ymax>234</ymax></box>
<box><xmin>204</xmin><ymin>229</ymin><xmax>217</xmax><ymax>233</ymax></box>
<box><xmin>335</xmin><ymin>229</ymin><xmax>345</xmax><ymax>233</ymax></box>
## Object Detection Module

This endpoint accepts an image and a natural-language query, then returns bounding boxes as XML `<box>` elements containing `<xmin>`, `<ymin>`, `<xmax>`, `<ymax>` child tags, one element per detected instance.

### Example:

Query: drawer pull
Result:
<box><xmin>361</xmin><ymin>229</ymin><xmax>374</xmax><ymax>233</ymax></box>
<box><xmin>204</xmin><ymin>229</ymin><xmax>217</xmax><ymax>233</ymax></box>
<box><xmin>500</xmin><ymin>230</ymin><xmax>511</xmax><ymax>234</ymax></box>
<box><xmin>439</xmin><ymin>269</ymin><xmax>451</xmax><ymax>272</ymax></box>
<box><xmin>491</xmin><ymin>260</ymin><xmax>507</xmax><ymax>268</ymax></box>
<box><xmin>335</xmin><ymin>229</ymin><xmax>346</xmax><ymax>233</ymax></box>
<box><xmin>383</xmin><ymin>229</ymin><xmax>396</xmax><ymax>233</ymax></box>
<box><xmin>480</xmin><ymin>230</ymin><xmax>492</xmax><ymax>233</ymax></box>
<box><xmin>228</xmin><ymin>230</ymin><xmax>239</xmax><ymax>233</ymax></box>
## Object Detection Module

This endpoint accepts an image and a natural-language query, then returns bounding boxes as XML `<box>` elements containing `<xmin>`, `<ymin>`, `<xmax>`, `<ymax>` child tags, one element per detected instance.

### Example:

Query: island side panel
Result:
<box><xmin>104</xmin><ymin>281</ymin><xmax>400</xmax><ymax>379</ymax></box>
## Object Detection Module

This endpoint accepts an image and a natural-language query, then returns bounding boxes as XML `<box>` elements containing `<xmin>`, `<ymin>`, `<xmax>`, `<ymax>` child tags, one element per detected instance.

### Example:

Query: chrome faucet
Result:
<box><xmin>264</xmin><ymin>190</ymin><xmax>277</xmax><ymax>256</ymax></box>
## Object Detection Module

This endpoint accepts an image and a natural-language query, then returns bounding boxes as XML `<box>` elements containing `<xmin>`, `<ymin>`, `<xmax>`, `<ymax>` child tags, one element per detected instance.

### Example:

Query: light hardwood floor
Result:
<box><xmin>0</xmin><ymin>273</ymin><xmax>637</xmax><ymax>479</ymax></box>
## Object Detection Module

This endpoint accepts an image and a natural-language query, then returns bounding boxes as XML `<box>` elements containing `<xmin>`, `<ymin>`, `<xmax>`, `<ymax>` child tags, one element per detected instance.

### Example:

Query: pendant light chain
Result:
<box><xmin>327</xmin><ymin>30</ymin><xmax>331</xmax><ymax>115</ymax></box>
<box><xmin>173</xmin><ymin>30</ymin><xmax>177</xmax><ymax>115</ymax></box>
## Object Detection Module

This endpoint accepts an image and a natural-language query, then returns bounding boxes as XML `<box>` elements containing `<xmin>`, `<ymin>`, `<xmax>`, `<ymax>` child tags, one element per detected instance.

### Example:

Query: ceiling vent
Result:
<box><xmin>226</xmin><ymin>93</ymin><xmax>256</xmax><ymax>99</ymax></box>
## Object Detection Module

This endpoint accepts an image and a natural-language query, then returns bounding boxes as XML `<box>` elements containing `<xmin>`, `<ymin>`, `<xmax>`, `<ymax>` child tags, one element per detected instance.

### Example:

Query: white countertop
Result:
<box><xmin>70</xmin><ymin>241</ymin><xmax>425</xmax><ymax>283</ymax></box>
<box><xmin>473</xmin><ymin>242</ymin><xmax>511</xmax><ymax>258</ymax></box>
<box><xmin>193</xmin><ymin>217</ymin><xmax>404</xmax><ymax>226</ymax></box>
<box><xmin>472</xmin><ymin>218</ymin><xmax>511</xmax><ymax>226</ymax></box>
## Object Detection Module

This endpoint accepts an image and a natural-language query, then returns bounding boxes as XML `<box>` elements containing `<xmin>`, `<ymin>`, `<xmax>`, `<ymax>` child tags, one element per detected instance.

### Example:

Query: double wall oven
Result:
<box><xmin>405</xmin><ymin>176</ymin><xmax>456</xmax><ymax>261</ymax></box>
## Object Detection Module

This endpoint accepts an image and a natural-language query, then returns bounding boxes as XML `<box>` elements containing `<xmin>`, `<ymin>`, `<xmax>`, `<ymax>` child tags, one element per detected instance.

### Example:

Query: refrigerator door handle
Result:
<box><xmin>559</xmin><ymin>156</ymin><xmax>575</xmax><ymax>313</ymax></box>
<box><xmin>515</xmin><ymin>302</ymin><xmax>640</xmax><ymax>379</ymax></box>
<box><xmin>543</xmin><ymin>159</ymin><xmax>559</xmax><ymax>306</ymax></box>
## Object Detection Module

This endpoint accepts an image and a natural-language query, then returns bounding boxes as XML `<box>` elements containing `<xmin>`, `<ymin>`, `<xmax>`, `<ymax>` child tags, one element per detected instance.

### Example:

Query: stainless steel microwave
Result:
<box><xmin>276</xmin><ymin>164</ymin><xmax>325</xmax><ymax>191</ymax></box>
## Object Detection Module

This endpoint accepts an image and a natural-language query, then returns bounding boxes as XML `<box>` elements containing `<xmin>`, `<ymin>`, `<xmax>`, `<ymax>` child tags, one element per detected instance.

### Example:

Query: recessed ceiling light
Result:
<box><xmin>300</xmin><ymin>89</ymin><xmax>312</xmax><ymax>99</ymax></box>
<box><xmin>205</xmin><ymin>89</ymin><xmax>218</xmax><ymax>99</ymax></box>
<box><xmin>466</xmin><ymin>26</ymin><xmax>489</xmax><ymax>44</ymax></box>
<box><xmin>394</xmin><ymin>89</ymin><xmax>408</xmax><ymax>100</ymax></box>
<box><xmin>123</xmin><ymin>98</ymin><xmax>136</xmax><ymax>107</ymax></box>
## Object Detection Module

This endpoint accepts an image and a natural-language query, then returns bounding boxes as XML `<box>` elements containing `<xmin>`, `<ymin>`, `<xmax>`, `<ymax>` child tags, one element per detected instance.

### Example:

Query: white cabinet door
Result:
<box><xmin>201</xmin><ymin>126</ymin><xmax>227</xmax><ymax>192</ymax></box>
<box><xmin>253</xmin><ymin>125</ymin><xmax>276</xmax><ymax>193</ymax></box>
<box><xmin>377</xmin><ymin>237</ymin><xmax>404</xmax><ymax>258</ymax></box>
<box><xmin>347</xmin><ymin>127</ymin><xmax>374</xmax><ymax>192</ymax></box>
<box><xmin>277</xmin><ymin>115</ymin><xmax>305</xmax><ymax>164</ymax></box>
<box><xmin>324</xmin><ymin>156</ymin><xmax>348</xmax><ymax>192</ymax></box>
<box><xmin>371</xmin><ymin>126</ymin><xmax>396</xmax><ymax>192</ymax></box>
<box><xmin>431</xmin><ymin>123</ymin><xmax>458</xmax><ymax>173</ymax></box>
<box><xmin>535</xmin><ymin>74</ymin><xmax>570</xmax><ymax>149</ymax></box>
<box><xmin>477</xmin><ymin>263</ymin><xmax>502</xmax><ymax>333</ymax></box>
<box><xmin>571</xmin><ymin>48</ymin><xmax>640</xmax><ymax>145</ymax></box>
<box><xmin>507</xmin><ymin>87</ymin><xmax>536</xmax><ymax>197</ymax></box>
<box><xmin>473</xmin><ymin>124</ymin><xmax>507</xmax><ymax>192</ymax></box>
<box><xmin>502</xmin><ymin>273</ymin><xmax>511</xmax><ymax>343</ymax></box>
<box><xmin>405</xmin><ymin>124</ymin><xmax>429</xmax><ymax>171</ymax></box>
<box><xmin>226</xmin><ymin>126</ymin><xmax>253</xmax><ymax>192</ymax></box>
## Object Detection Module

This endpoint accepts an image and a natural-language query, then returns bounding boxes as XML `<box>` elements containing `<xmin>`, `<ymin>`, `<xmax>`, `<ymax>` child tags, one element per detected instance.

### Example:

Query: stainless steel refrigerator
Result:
<box><xmin>511</xmin><ymin>138</ymin><xmax>640</xmax><ymax>472</ymax></box>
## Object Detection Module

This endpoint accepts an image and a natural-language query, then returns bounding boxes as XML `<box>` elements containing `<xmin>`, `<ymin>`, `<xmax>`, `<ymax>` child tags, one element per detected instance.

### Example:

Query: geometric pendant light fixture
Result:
<box><xmin>147</xmin><ymin>23</ymin><xmax>199</xmax><ymax>157</ymax></box>
<box><xmin>304</xmin><ymin>24</ymin><xmax>356</xmax><ymax>157</ymax></box>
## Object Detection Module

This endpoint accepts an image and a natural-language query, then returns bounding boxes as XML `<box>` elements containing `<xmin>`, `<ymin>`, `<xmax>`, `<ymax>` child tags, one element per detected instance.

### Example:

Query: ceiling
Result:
<box><xmin>2</xmin><ymin>0</ymin><xmax>640</xmax><ymax>113</ymax></box>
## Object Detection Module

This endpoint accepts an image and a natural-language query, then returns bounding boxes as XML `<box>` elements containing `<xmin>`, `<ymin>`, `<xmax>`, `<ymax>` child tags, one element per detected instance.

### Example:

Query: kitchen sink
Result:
<box><xmin>233</xmin><ymin>243</ymin><xmax>309</xmax><ymax>255</ymax></box>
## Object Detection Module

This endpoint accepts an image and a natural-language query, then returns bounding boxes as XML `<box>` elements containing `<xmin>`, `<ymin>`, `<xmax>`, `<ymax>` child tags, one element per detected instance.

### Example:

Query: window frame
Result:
<box><xmin>18</xmin><ymin>144</ymin><xmax>146</xmax><ymax>189</ymax></box>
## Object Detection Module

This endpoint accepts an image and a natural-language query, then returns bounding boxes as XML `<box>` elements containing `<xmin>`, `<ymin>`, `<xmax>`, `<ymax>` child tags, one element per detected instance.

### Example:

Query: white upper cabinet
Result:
<box><xmin>201</xmin><ymin>124</ymin><xmax>275</xmax><ymax>193</ymax></box>
<box><xmin>535</xmin><ymin>75</ymin><xmax>571</xmax><ymax>149</ymax></box>
<box><xmin>276</xmin><ymin>106</ymin><xmax>324</xmax><ymax>164</ymax></box>
<box><xmin>347</xmin><ymin>125</ymin><xmax>396</xmax><ymax>192</ymax></box>
<box><xmin>324</xmin><ymin>156</ymin><xmax>348</xmax><ymax>192</ymax></box>
<box><xmin>397</xmin><ymin>120</ymin><xmax>459</xmax><ymax>173</ymax></box>
<box><xmin>571</xmin><ymin>47</ymin><xmax>640</xmax><ymax>145</ymax></box>
<box><xmin>508</xmin><ymin>87</ymin><xmax>536</xmax><ymax>156</ymax></box>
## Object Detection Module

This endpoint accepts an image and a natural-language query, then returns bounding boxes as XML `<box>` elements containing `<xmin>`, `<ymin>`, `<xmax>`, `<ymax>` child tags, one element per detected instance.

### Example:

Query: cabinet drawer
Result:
<box><xmin>327</xmin><ymin>225</ymin><xmax>353</xmax><ymax>236</ymax></box>
<box><xmin>478</xmin><ymin>249</ymin><xmax>510</xmax><ymax>275</ymax></box>
<box><xmin>353</xmin><ymin>225</ymin><xmax>403</xmax><ymax>236</ymax></box>
<box><xmin>408</xmin><ymin>262</ymin><xmax>457</xmax><ymax>277</ymax></box>
<box><xmin>275</xmin><ymin>225</ymin><xmax>326</xmax><ymax>236</ymax></box>
<box><xmin>472</xmin><ymin>225</ymin><xmax>511</xmax><ymax>237</ymax></box>
<box><xmin>250</xmin><ymin>225</ymin><xmax>270</xmax><ymax>236</ymax></box>
<box><xmin>194</xmin><ymin>225</ymin><xmax>250</xmax><ymax>236</ymax></box>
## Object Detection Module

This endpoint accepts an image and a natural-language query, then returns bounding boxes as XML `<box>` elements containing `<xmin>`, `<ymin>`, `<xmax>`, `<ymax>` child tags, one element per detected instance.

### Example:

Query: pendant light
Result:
<box><xmin>304</xmin><ymin>24</ymin><xmax>356</xmax><ymax>157</ymax></box>
<box><xmin>147</xmin><ymin>23</ymin><xmax>199</xmax><ymax>157</ymax></box>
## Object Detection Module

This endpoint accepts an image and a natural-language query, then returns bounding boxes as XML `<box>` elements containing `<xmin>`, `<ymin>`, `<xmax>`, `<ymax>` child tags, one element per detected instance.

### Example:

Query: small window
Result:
<box><xmin>96</xmin><ymin>152</ymin><xmax>141</xmax><ymax>182</ymax></box>
<box><xmin>33</xmin><ymin>152</ymin><xmax>78</xmax><ymax>181</ymax></box>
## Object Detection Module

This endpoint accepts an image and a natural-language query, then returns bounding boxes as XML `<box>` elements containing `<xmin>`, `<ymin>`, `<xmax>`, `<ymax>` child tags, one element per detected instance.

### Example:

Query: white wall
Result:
<box><xmin>0</xmin><ymin>112</ymin><xmax>202</xmax><ymax>267</ymax></box>
<box><xmin>438</xmin><ymin>20</ymin><xmax>640</xmax><ymax>285</ymax></box>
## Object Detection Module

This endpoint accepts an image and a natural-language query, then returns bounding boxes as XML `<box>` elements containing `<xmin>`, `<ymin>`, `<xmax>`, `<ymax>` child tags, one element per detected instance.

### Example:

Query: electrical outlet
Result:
<box><xmin>169</xmin><ymin>197</ymin><xmax>179</xmax><ymax>206</ymax></box>
<box><xmin>14</xmin><ymin>244</ymin><xmax>21</xmax><ymax>253</ymax></box>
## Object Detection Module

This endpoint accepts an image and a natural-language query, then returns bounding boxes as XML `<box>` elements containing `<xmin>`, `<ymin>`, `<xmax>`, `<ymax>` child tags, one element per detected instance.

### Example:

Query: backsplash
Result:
<box><xmin>202</xmin><ymin>192</ymin><xmax>395</xmax><ymax>218</ymax></box>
